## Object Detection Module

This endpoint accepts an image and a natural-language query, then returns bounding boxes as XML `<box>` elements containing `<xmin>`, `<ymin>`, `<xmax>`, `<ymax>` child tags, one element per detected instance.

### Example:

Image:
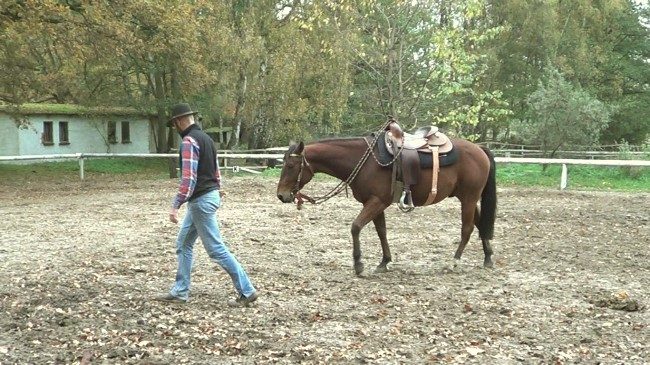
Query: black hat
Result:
<box><xmin>167</xmin><ymin>103</ymin><xmax>198</xmax><ymax>127</ymax></box>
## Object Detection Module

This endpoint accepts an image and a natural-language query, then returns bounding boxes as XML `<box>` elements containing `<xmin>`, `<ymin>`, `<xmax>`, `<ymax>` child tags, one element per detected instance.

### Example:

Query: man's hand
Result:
<box><xmin>169</xmin><ymin>208</ymin><xmax>179</xmax><ymax>224</ymax></box>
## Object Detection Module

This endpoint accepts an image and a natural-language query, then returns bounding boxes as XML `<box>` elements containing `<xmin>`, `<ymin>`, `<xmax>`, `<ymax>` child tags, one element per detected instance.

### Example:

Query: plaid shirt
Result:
<box><xmin>172</xmin><ymin>136</ymin><xmax>221</xmax><ymax>209</ymax></box>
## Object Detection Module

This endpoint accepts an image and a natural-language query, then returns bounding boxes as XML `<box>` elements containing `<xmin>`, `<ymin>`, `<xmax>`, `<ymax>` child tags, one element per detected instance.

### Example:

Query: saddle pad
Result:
<box><xmin>371</xmin><ymin>132</ymin><xmax>459</xmax><ymax>168</ymax></box>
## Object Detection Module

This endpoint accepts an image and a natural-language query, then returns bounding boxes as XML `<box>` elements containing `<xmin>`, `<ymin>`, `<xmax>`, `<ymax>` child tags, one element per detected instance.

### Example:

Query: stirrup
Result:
<box><xmin>398</xmin><ymin>190</ymin><xmax>415</xmax><ymax>212</ymax></box>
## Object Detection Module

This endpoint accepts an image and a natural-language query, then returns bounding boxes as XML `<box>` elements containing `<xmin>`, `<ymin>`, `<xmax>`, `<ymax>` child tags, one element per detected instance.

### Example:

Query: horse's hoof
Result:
<box><xmin>354</xmin><ymin>262</ymin><xmax>365</xmax><ymax>276</ymax></box>
<box><xmin>374</xmin><ymin>265</ymin><xmax>388</xmax><ymax>274</ymax></box>
<box><xmin>484</xmin><ymin>259</ymin><xmax>494</xmax><ymax>269</ymax></box>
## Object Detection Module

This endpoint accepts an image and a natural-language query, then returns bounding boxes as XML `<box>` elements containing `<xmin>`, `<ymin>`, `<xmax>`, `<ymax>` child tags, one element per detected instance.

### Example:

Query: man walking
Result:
<box><xmin>157</xmin><ymin>103</ymin><xmax>258</xmax><ymax>307</ymax></box>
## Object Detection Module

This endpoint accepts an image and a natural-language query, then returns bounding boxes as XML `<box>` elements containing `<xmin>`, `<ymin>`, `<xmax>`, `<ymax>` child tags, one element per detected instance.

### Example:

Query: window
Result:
<box><xmin>59</xmin><ymin>121</ymin><xmax>69</xmax><ymax>145</ymax></box>
<box><xmin>107</xmin><ymin>121</ymin><xmax>117</xmax><ymax>144</ymax></box>
<box><xmin>42</xmin><ymin>121</ymin><xmax>53</xmax><ymax>145</ymax></box>
<box><xmin>121</xmin><ymin>121</ymin><xmax>130</xmax><ymax>143</ymax></box>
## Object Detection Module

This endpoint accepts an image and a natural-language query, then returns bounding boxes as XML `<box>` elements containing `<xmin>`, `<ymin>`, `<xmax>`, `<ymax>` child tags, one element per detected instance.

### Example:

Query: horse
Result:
<box><xmin>275</xmin><ymin>126</ymin><xmax>497</xmax><ymax>276</ymax></box>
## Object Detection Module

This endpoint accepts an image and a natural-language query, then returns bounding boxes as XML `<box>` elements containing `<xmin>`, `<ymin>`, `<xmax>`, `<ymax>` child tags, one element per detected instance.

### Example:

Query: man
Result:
<box><xmin>157</xmin><ymin>102</ymin><xmax>258</xmax><ymax>307</ymax></box>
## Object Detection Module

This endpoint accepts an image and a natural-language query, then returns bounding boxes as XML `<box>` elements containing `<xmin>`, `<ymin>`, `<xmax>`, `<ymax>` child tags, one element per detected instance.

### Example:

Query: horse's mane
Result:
<box><xmin>312</xmin><ymin>136</ymin><xmax>366</xmax><ymax>144</ymax></box>
<box><xmin>287</xmin><ymin>136</ymin><xmax>368</xmax><ymax>154</ymax></box>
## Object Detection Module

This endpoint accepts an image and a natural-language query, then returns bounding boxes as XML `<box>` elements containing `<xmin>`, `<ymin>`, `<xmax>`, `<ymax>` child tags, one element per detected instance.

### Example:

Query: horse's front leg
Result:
<box><xmin>373</xmin><ymin>211</ymin><xmax>392</xmax><ymax>273</ymax></box>
<box><xmin>351</xmin><ymin>197</ymin><xmax>387</xmax><ymax>276</ymax></box>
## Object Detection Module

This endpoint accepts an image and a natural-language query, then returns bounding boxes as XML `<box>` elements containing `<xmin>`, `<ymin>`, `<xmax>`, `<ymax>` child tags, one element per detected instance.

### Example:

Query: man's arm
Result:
<box><xmin>215</xmin><ymin>155</ymin><xmax>223</xmax><ymax>198</ymax></box>
<box><xmin>170</xmin><ymin>136</ymin><xmax>200</xmax><ymax>223</ymax></box>
<box><xmin>215</xmin><ymin>157</ymin><xmax>222</xmax><ymax>187</ymax></box>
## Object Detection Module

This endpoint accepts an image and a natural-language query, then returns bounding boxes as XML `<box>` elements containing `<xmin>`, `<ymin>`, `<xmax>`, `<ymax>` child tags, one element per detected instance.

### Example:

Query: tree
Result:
<box><xmin>515</xmin><ymin>67</ymin><xmax>610</xmax><ymax>158</ymax></box>
<box><xmin>483</xmin><ymin>0</ymin><xmax>649</xmax><ymax>144</ymax></box>
<box><xmin>2</xmin><ymin>0</ymin><xmax>645</xmax><ymax>148</ymax></box>
<box><xmin>327</xmin><ymin>0</ymin><xmax>512</xmax><ymax>137</ymax></box>
<box><xmin>220</xmin><ymin>0</ymin><xmax>352</xmax><ymax>148</ymax></box>
<box><xmin>0</xmin><ymin>0</ymin><xmax>234</xmax><ymax>152</ymax></box>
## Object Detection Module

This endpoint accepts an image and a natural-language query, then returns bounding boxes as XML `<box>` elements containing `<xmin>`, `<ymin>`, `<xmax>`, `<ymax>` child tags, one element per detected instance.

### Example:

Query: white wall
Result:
<box><xmin>10</xmin><ymin>114</ymin><xmax>153</xmax><ymax>155</ymax></box>
<box><xmin>0</xmin><ymin>116</ymin><xmax>19</xmax><ymax>155</ymax></box>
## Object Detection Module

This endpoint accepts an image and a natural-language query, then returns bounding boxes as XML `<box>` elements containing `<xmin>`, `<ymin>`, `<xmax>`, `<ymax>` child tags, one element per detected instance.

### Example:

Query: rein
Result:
<box><xmin>292</xmin><ymin>119</ymin><xmax>402</xmax><ymax>207</ymax></box>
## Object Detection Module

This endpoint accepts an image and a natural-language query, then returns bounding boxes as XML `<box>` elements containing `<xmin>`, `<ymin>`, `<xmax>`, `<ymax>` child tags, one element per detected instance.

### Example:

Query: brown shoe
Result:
<box><xmin>155</xmin><ymin>293</ymin><xmax>187</xmax><ymax>303</ymax></box>
<box><xmin>228</xmin><ymin>292</ymin><xmax>258</xmax><ymax>307</ymax></box>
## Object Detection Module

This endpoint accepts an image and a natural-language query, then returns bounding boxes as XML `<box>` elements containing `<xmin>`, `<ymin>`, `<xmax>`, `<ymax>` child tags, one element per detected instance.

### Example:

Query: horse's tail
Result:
<box><xmin>478</xmin><ymin>146</ymin><xmax>497</xmax><ymax>240</ymax></box>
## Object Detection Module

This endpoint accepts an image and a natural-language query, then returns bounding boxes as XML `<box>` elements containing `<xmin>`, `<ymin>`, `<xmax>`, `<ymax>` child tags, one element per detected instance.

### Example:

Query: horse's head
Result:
<box><xmin>276</xmin><ymin>142</ymin><xmax>314</xmax><ymax>203</ymax></box>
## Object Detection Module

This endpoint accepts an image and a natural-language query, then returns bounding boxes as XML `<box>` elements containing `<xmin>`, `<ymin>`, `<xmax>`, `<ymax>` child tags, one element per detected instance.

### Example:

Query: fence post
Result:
<box><xmin>560</xmin><ymin>163</ymin><xmax>568</xmax><ymax>190</ymax></box>
<box><xmin>78</xmin><ymin>154</ymin><xmax>85</xmax><ymax>180</ymax></box>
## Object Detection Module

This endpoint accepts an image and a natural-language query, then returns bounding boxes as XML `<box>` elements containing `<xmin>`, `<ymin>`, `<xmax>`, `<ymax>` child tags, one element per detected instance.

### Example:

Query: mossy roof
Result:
<box><xmin>0</xmin><ymin>103</ymin><xmax>155</xmax><ymax>117</ymax></box>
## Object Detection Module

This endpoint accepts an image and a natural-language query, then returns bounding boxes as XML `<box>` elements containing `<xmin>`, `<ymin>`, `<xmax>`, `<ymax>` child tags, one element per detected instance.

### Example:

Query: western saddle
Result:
<box><xmin>384</xmin><ymin>119</ymin><xmax>453</xmax><ymax>211</ymax></box>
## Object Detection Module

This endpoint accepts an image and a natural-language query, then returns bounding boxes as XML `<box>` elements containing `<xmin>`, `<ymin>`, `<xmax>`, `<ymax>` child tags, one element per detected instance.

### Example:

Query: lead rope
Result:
<box><xmin>304</xmin><ymin>119</ymin><xmax>399</xmax><ymax>205</ymax></box>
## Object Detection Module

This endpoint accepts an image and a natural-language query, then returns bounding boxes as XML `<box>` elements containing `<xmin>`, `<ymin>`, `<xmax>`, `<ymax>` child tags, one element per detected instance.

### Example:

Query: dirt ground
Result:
<box><xmin>0</xmin><ymin>174</ymin><xmax>648</xmax><ymax>364</ymax></box>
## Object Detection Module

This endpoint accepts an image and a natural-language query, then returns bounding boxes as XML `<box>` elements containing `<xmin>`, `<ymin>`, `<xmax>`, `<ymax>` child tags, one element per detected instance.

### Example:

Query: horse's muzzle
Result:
<box><xmin>277</xmin><ymin>193</ymin><xmax>293</xmax><ymax>203</ymax></box>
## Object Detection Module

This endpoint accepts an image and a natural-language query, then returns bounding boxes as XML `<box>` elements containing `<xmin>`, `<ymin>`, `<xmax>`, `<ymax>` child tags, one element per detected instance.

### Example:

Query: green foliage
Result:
<box><xmin>514</xmin><ymin>67</ymin><xmax>610</xmax><ymax>156</ymax></box>
<box><xmin>339</xmin><ymin>0</ymin><xmax>511</xmax><ymax>137</ymax></box>
<box><xmin>484</xmin><ymin>0</ymin><xmax>649</xmax><ymax>144</ymax></box>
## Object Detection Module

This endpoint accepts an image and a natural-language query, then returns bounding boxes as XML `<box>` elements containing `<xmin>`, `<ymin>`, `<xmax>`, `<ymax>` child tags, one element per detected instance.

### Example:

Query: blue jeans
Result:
<box><xmin>169</xmin><ymin>190</ymin><xmax>255</xmax><ymax>300</ymax></box>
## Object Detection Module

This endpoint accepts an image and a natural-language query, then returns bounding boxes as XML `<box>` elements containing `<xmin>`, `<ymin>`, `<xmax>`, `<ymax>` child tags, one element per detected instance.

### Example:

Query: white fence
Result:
<box><xmin>1</xmin><ymin>152</ymin><xmax>648</xmax><ymax>190</ymax></box>
<box><xmin>483</xmin><ymin>142</ymin><xmax>647</xmax><ymax>159</ymax></box>
<box><xmin>495</xmin><ymin>157</ymin><xmax>649</xmax><ymax>189</ymax></box>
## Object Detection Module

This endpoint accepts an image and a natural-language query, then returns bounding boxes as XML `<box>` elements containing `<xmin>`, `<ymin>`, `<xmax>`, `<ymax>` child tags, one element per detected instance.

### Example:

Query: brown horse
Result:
<box><xmin>276</xmin><ymin>133</ymin><xmax>497</xmax><ymax>276</ymax></box>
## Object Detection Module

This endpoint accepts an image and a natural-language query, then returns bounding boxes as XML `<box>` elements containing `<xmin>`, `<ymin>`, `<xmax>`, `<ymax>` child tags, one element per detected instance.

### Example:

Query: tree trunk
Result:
<box><xmin>228</xmin><ymin>68</ymin><xmax>248</xmax><ymax>149</ymax></box>
<box><xmin>149</xmin><ymin>53</ymin><xmax>169</xmax><ymax>153</ymax></box>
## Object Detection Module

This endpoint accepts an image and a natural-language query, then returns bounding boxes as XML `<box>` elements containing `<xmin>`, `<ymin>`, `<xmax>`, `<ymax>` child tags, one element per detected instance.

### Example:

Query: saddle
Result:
<box><xmin>384</xmin><ymin>119</ymin><xmax>453</xmax><ymax>211</ymax></box>
<box><xmin>385</xmin><ymin>123</ymin><xmax>453</xmax><ymax>154</ymax></box>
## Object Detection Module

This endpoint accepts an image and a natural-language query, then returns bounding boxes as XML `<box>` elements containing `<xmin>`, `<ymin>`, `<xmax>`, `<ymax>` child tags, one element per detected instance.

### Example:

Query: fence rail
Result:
<box><xmin>1</xmin><ymin>152</ymin><xmax>648</xmax><ymax>190</ymax></box>
<box><xmin>490</xmin><ymin>149</ymin><xmax>646</xmax><ymax>159</ymax></box>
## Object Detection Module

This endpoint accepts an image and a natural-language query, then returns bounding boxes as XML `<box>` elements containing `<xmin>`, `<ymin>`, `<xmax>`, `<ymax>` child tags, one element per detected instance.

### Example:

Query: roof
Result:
<box><xmin>0</xmin><ymin>103</ymin><xmax>155</xmax><ymax>117</ymax></box>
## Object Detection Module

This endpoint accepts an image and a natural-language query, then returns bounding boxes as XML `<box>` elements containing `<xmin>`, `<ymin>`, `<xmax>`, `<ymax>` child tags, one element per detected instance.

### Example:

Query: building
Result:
<box><xmin>0</xmin><ymin>103</ymin><xmax>156</xmax><ymax>157</ymax></box>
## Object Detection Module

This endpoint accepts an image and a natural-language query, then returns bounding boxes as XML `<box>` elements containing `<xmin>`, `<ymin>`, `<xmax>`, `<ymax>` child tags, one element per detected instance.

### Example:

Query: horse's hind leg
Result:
<box><xmin>474</xmin><ymin>207</ymin><xmax>494</xmax><ymax>268</ymax></box>
<box><xmin>373</xmin><ymin>211</ymin><xmax>392</xmax><ymax>273</ymax></box>
<box><xmin>453</xmin><ymin>199</ymin><xmax>478</xmax><ymax>266</ymax></box>
<box><xmin>351</xmin><ymin>197</ymin><xmax>387</xmax><ymax>276</ymax></box>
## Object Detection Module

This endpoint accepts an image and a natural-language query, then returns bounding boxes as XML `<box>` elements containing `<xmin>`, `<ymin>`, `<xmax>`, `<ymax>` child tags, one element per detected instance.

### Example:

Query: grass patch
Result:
<box><xmin>261</xmin><ymin>168</ymin><xmax>281</xmax><ymax>178</ymax></box>
<box><xmin>82</xmin><ymin>158</ymin><xmax>169</xmax><ymax>174</ymax></box>
<box><xmin>0</xmin><ymin>157</ymin><xmax>170</xmax><ymax>181</ymax></box>
<box><xmin>496</xmin><ymin>163</ymin><xmax>649</xmax><ymax>191</ymax></box>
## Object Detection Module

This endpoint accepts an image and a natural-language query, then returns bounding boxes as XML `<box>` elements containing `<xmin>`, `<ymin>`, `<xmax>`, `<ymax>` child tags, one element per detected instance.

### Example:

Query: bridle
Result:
<box><xmin>289</xmin><ymin>152</ymin><xmax>312</xmax><ymax>195</ymax></box>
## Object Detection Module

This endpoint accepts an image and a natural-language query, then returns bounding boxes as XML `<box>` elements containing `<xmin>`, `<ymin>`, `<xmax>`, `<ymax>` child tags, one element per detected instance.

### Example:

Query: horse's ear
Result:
<box><xmin>295</xmin><ymin>141</ymin><xmax>305</xmax><ymax>155</ymax></box>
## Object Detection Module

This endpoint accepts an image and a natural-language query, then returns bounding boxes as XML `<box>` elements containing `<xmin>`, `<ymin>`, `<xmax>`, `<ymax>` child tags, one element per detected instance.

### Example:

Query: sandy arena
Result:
<box><xmin>0</xmin><ymin>174</ymin><xmax>648</xmax><ymax>364</ymax></box>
